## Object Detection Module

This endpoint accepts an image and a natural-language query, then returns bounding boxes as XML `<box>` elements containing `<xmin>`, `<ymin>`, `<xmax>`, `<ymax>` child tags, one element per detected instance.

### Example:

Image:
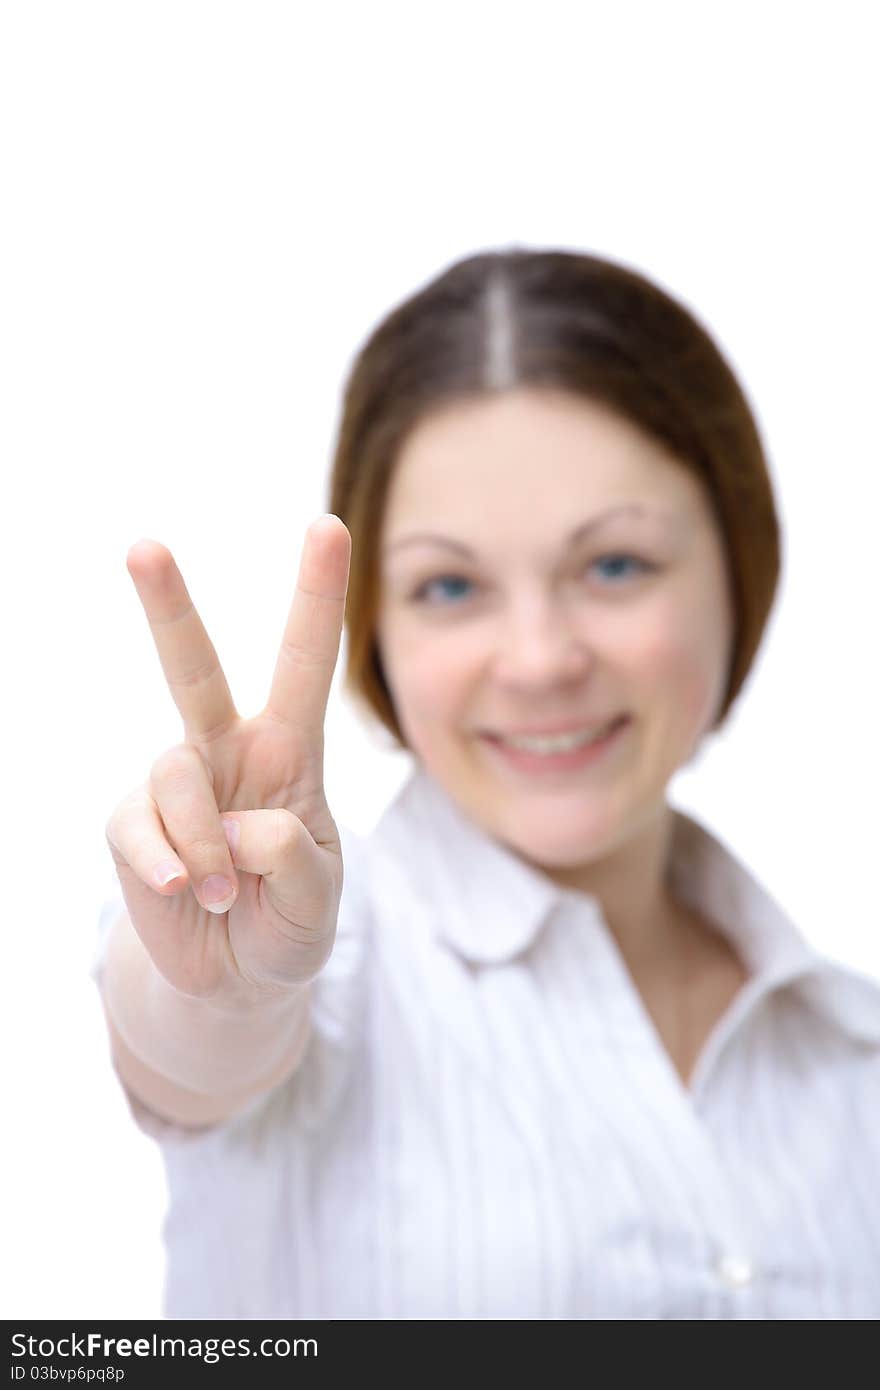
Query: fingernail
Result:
<box><xmin>154</xmin><ymin>861</ymin><xmax>184</xmax><ymax>888</ymax></box>
<box><xmin>200</xmin><ymin>875</ymin><xmax>237</xmax><ymax>914</ymax></box>
<box><xmin>222</xmin><ymin>818</ymin><xmax>240</xmax><ymax>854</ymax></box>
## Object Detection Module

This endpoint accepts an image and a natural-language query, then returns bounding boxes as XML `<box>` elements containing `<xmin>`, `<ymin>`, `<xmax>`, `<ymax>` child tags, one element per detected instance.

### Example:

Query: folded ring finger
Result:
<box><xmin>149</xmin><ymin>743</ymin><xmax>240</xmax><ymax>914</ymax></box>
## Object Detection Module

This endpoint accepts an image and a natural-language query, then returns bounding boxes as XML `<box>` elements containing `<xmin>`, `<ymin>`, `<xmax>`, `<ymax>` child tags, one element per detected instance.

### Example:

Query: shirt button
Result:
<box><xmin>715</xmin><ymin>1254</ymin><xmax>754</xmax><ymax>1288</ymax></box>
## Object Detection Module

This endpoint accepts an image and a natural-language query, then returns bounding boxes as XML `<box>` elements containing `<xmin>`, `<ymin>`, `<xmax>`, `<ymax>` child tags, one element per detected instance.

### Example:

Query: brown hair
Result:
<box><xmin>326</xmin><ymin>245</ymin><xmax>781</xmax><ymax>751</ymax></box>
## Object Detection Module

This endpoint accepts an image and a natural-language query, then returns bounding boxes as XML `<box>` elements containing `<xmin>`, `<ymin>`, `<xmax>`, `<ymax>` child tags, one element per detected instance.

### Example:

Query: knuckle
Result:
<box><xmin>105</xmin><ymin>799</ymin><xmax>138</xmax><ymax>857</ymax></box>
<box><xmin>179</xmin><ymin>833</ymin><xmax>227</xmax><ymax>865</ymax></box>
<box><xmin>105</xmin><ymin>825</ymin><xmax>137</xmax><ymax>876</ymax></box>
<box><xmin>104</xmin><ymin>785</ymin><xmax>142</xmax><ymax>842</ymax></box>
<box><xmin>150</xmin><ymin>743</ymin><xmax>216</xmax><ymax>799</ymax></box>
<box><xmin>271</xmin><ymin>807</ymin><xmax>301</xmax><ymax>857</ymax></box>
<box><xmin>149</xmin><ymin>743</ymin><xmax>193</xmax><ymax>785</ymax></box>
<box><xmin>279</xmin><ymin>636</ymin><xmax>326</xmax><ymax>671</ymax></box>
<box><xmin>168</xmin><ymin>654</ymin><xmax>218</xmax><ymax>690</ymax></box>
<box><xmin>104</xmin><ymin>823</ymin><xmax>126</xmax><ymax>867</ymax></box>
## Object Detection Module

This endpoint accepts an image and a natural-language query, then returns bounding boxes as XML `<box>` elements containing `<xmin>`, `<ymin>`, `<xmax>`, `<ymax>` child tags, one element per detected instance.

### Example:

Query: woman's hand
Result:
<box><xmin>104</xmin><ymin>515</ymin><xmax>352</xmax><ymax>1009</ymax></box>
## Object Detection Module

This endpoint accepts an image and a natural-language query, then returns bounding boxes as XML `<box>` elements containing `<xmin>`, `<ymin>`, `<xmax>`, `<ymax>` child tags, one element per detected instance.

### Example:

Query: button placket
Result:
<box><xmin>576</xmin><ymin>899</ymin><xmax>764</xmax><ymax>1300</ymax></box>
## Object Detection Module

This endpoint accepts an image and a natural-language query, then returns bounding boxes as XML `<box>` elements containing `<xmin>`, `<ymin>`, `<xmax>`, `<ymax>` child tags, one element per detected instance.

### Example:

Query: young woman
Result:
<box><xmin>95</xmin><ymin>247</ymin><xmax>880</xmax><ymax>1319</ymax></box>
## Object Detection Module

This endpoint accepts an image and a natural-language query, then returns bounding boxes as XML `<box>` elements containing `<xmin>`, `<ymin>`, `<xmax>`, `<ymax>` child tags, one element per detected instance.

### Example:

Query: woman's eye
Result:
<box><xmin>589</xmin><ymin>553</ymin><xmax>654</xmax><ymax>582</ymax></box>
<box><xmin>409</xmin><ymin>556</ymin><xmax>654</xmax><ymax>605</ymax></box>
<box><xmin>411</xmin><ymin>574</ymin><xmax>474</xmax><ymax>604</ymax></box>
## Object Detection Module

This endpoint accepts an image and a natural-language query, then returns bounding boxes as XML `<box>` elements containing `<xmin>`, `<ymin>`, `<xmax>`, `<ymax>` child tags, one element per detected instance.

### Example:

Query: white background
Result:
<box><xmin>1</xmin><ymin>0</ymin><xmax>877</xmax><ymax>1319</ymax></box>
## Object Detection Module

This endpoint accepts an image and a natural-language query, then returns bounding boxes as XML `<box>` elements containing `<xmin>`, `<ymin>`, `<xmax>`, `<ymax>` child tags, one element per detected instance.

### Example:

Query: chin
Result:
<box><xmin>492</xmin><ymin>797</ymin><xmax>628</xmax><ymax>867</ymax></box>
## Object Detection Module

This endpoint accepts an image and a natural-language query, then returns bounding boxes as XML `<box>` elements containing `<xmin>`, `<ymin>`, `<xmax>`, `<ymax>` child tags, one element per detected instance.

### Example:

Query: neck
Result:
<box><xmin>544</xmin><ymin>801</ymin><xmax>686</xmax><ymax>980</ymax></box>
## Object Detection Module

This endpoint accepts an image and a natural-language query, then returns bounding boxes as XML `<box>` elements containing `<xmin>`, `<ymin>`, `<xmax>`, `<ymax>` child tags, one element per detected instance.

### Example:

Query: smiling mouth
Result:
<box><xmin>482</xmin><ymin>714</ymin><xmax>628</xmax><ymax>750</ymax></box>
<box><xmin>477</xmin><ymin>715</ymin><xmax>631</xmax><ymax>770</ymax></box>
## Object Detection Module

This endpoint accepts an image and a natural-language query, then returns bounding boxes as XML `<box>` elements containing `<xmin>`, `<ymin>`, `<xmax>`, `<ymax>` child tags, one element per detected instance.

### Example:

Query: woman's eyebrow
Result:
<box><xmin>383</xmin><ymin>502</ymin><xmax>681</xmax><ymax>557</ymax></box>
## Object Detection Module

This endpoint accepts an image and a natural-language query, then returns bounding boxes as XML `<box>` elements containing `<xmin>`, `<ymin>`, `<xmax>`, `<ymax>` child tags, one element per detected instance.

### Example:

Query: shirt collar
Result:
<box><xmin>374</xmin><ymin>762</ymin><xmax>880</xmax><ymax>1046</ymax></box>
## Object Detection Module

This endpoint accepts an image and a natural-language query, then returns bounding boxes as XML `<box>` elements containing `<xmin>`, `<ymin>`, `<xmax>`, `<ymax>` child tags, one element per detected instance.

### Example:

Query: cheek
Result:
<box><xmin>378</xmin><ymin>622</ymin><xmax>472</xmax><ymax>729</ymax></box>
<box><xmin>628</xmin><ymin>601</ymin><xmax>728</xmax><ymax>735</ymax></box>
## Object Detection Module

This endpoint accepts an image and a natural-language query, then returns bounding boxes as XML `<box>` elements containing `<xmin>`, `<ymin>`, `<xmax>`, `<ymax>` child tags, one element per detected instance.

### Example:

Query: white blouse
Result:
<box><xmin>91</xmin><ymin>762</ymin><xmax>880</xmax><ymax>1320</ymax></box>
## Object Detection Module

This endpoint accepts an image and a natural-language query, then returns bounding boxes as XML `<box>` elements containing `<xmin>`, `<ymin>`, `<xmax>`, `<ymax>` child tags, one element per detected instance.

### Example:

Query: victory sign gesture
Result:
<box><xmin>104</xmin><ymin>515</ymin><xmax>352</xmax><ymax>1009</ymax></box>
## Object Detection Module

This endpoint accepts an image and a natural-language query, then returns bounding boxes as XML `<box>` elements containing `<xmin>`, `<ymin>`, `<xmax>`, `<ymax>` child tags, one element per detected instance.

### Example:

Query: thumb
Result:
<box><xmin>220</xmin><ymin>807</ymin><xmax>341</xmax><ymax>935</ymax></box>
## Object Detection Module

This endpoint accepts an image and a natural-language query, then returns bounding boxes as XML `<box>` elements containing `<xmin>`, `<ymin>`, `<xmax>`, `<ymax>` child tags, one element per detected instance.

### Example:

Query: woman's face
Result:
<box><xmin>375</xmin><ymin>387</ymin><xmax>734</xmax><ymax>870</ymax></box>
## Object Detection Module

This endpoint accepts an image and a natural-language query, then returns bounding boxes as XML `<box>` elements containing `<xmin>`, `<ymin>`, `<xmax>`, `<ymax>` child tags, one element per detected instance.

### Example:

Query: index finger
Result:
<box><xmin>264</xmin><ymin>515</ymin><xmax>351</xmax><ymax>735</ymax></box>
<box><xmin>126</xmin><ymin>540</ymin><xmax>238</xmax><ymax>741</ymax></box>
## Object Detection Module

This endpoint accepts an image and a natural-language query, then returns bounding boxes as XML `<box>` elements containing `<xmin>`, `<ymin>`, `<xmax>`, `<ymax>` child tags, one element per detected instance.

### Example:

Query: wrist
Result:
<box><xmin>198</xmin><ymin>972</ymin><xmax>312</xmax><ymax>1019</ymax></box>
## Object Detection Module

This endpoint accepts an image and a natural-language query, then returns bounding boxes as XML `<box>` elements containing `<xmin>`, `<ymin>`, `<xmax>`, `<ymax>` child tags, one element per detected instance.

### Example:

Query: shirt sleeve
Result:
<box><xmin>90</xmin><ymin>870</ymin><xmax>225</xmax><ymax>1144</ymax></box>
<box><xmin>90</xmin><ymin>821</ymin><xmax>373</xmax><ymax>1146</ymax></box>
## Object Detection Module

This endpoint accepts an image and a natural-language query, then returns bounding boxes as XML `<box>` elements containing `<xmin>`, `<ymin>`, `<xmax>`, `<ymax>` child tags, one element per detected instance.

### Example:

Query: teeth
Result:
<box><xmin>500</xmin><ymin>720</ymin><xmax>617</xmax><ymax>754</ymax></box>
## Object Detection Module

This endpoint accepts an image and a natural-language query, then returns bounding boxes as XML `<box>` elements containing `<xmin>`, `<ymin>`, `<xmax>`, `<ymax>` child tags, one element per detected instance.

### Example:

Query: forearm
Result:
<box><xmin>99</xmin><ymin>911</ymin><xmax>312</xmax><ymax>1125</ymax></box>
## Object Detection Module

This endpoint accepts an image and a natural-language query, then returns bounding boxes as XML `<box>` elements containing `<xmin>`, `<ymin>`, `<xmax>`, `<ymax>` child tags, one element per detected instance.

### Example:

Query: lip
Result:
<box><xmin>478</xmin><ymin>714</ymin><xmax>631</xmax><ymax>776</ymax></box>
<box><xmin>482</xmin><ymin>715</ymin><xmax>627</xmax><ymax>737</ymax></box>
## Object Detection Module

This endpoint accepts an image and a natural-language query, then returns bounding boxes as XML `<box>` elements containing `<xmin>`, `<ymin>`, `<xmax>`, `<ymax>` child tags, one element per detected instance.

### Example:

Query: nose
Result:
<box><xmin>491</xmin><ymin>595</ymin><xmax>594</xmax><ymax>688</ymax></box>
